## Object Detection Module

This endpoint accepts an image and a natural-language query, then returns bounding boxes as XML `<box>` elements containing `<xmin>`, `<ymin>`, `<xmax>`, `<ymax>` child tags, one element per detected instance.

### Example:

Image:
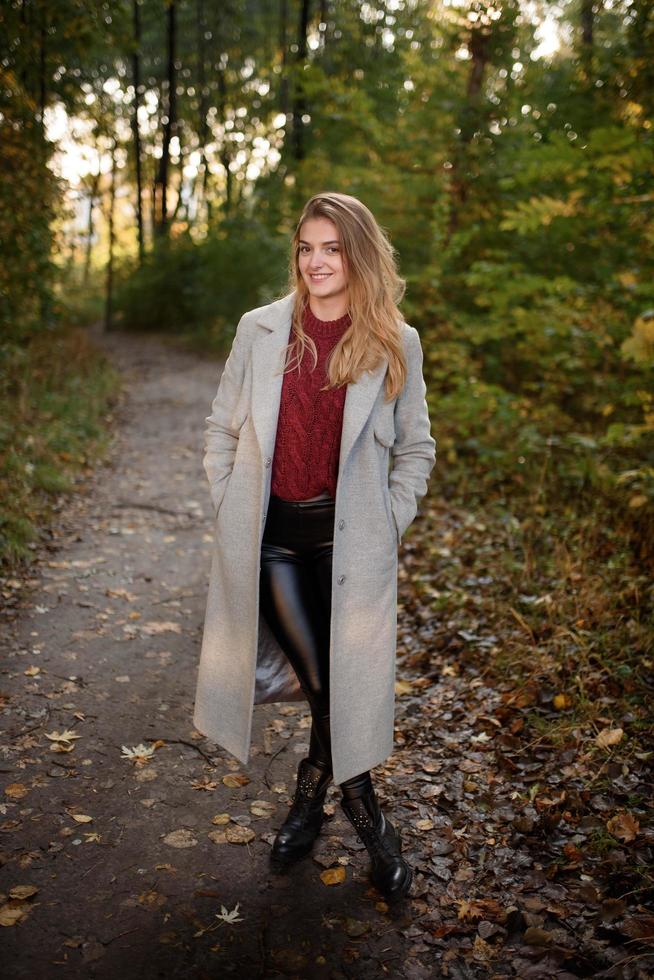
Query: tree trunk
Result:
<box><xmin>83</xmin><ymin>166</ymin><xmax>101</xmax><ymax>284</ymax></box>
<box><xmin>446</xmin><ymin>19</ymin><xmax>491</xmax><ymax>242</ymax></box>
<box><xmin>131</xmin><ymin>0</ymin><xmax>145</xmax><ymax>262</ymax></box>
<box><xmin>291</xmin><ymin>0</ymin><xmax>310</xmax><ymax>162</ymax></box>
<box><xmin>104</xmin><ymin>142</ymin><xmax>118</xmax><ymax>332</ymax></box>
<box><xmin>196</xmin><ymin>0</ymin><xmax>211</xmax><ymax>226</ymax></box>
<box><xmin>580</xmin><ymin>0</ymin><xmax>599</xmax><ymax>88</ymax></box>
<box><xmin>155</xmin><ymin>0</ymin><xmax>177</xmax><ymax>237</ymax></box>
<box><xmin>279</xmin><ymin>0</ymin><xmax>289</xmax><ymax>117</ymax></box>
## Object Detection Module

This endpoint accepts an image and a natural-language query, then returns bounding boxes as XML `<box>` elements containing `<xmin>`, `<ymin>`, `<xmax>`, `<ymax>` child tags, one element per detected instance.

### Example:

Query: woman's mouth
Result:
<box><xmin>309</xmin><ymin>273</ymin><xmax>332</xmax><ymax>281</ymax></box>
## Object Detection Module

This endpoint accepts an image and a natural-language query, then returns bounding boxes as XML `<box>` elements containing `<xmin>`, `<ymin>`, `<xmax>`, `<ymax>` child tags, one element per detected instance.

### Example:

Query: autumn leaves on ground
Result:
<box><xmin>0</xmin><ymin>327</ymin><xmax>651</xmax><ymax>980</ymax></box>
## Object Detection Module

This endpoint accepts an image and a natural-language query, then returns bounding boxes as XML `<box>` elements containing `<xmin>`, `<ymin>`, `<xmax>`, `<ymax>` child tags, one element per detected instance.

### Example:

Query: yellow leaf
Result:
<box><xmin>628</xmin><ymin>495</ymin><xmax>648</xmax><ymax>508</ymax></box>
<box><xmin>211</xmin><ymin>813</ymin><xmax>231</xmax><ymax>825</ymax></box>
<box><xmin>395</xmin><ymin>679</ymin><xmax>414</xmax><ymax>695</ymax></box>
<box><xmin>71</xmin><ymin>814</ymin><xmax>93</xmax><ymax>823</ymax></box>
<box><xmin>553</xmin><ymin>693</ymin><xmax>572</xmax><ymax>710</ymax></box>
<box><xmin>24</xmin><ymin>666</ymin><xmax>41</xmax><ymax>676</ymax></box>
<box><xmin>320</xmin><ymin>866</ymin><xmax>346</xmax><ymax>886</ymax></box>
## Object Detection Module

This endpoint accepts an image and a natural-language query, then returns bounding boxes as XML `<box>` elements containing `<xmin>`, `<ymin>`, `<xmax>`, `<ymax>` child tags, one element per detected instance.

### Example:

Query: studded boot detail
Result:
<box><xmin>270</xmin><ymin>757</ymin><xmax>332</xmax><ymax>871</ymax></box>
<box><xmin>340</xmin><ymin>784</ymin><xmax>412</xmax><ymax>902</ymax></box>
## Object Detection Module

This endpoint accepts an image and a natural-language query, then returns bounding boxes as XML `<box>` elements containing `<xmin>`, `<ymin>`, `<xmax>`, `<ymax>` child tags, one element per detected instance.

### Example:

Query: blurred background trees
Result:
<box><xmin>1</xmin><ymin>0</ymin><xmax>653</xmax><ymax>569</ymax></box>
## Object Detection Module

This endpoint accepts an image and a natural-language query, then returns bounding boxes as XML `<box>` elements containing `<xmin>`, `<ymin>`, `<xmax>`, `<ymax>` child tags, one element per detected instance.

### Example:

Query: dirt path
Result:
<box><xmin>0</xmin><ymin>326</ymin><xmax>434</xmax><ymax>980</ymax></box>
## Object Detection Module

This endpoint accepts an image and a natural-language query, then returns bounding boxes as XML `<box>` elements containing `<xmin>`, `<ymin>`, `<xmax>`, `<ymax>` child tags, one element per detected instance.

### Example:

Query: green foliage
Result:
<box><xmin>114</xmin><ymin>217</ymin><xmax>288</xmax><ymax>349</ymax></box>
<box><xmin>0</xmin><ymin>328</ymin><xmax>121</xmax><ymax>568</ymax></box>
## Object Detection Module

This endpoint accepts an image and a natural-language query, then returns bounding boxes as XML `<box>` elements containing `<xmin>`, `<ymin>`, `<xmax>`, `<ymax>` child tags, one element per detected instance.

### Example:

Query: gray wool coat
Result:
<box><xmin>192</xmin><ymin>290</ymin><xmax>437</xmax><ymax>784</ymax></box>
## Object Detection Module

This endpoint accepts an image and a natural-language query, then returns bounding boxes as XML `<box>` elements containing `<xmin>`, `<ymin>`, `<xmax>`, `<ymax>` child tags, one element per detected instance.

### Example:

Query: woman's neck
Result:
<box><xmin>305</xmin><ymin>296</ymin><xmax>349</xmax><ymax>322</ymax></box>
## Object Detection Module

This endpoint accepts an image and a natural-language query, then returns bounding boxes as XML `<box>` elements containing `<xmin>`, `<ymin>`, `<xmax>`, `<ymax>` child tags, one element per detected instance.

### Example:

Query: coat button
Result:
<box><xmin>338</xmin><ymin>519</ymin><xmax>345</xmax><ymax>530</ymax></box>
<box><xmin>264</xmin><ymin>456</ymin><xmax>271</xmax><ymax>467</ymax></box>
<box><xmin>337</xmin><ymin>574</ymin><xmax>346</xmax><ymax>585</ymax></box>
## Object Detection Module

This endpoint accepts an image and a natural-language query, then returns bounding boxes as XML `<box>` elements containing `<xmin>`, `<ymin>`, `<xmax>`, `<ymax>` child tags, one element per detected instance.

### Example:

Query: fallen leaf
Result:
<box><xmin>215</xmin><ymin>902</ymin><xmax>243</xmax><ymax>924</ymax></box>
<box><xmin>596</xmin><ymin>727</ymin><xmax>624</xmax><ymax>749</ymax></box>
<box><xmin>523</xmin><ymin>926</ymin><xmax>553</xmax><ymax>946</ymax></box>
<box><xmin>225</xmin><ymin>825</ymin><xmax>255</xmax><ymax>844</ymax></box>
<box><xmin>250</xmin><ymin>800</ymin><xmax>276</xmax><ymax>818</ymax></box>
<box><xmin>607</xmin><ymin>811</ymin><xmax>640</xmax><ymax>842</ymax></box>
<box><xmin>320</xmin><ymin>867</ymin><xmax>346</xmax><ymax>886</ymax></box>
<box><xmin>162</xmin><ymin>829</ymin><xmax>198</xmax><ymax>848</ymax></box>
<box><xmin>344</xmin><ymin>917</ymin><xmax>369</xmax><ymax>937</ymax></box>
<box><xmin>140</xmin><ymin>621</ymin><xmax>182</xmax><ymax>635</ymax></box>
<box><xmin>8</xmin><ymin>885</ymin><xmax>38</xmax><ymax>900</ymax></box>
<box><xmin>121</xmin><ymin>743</ymin><xmax>156</xmax><ymax>764</ymax></box>
<box><xmin>553</xmin><ymin>693</ymin><xmax>572</xmax><ymax>710</ymax></box>
<box><xmin>222</xmin><ymin>773</ymin><xmax>249</xmax><ymax>788</ymax></box>
<box><xmin>4</xmin><ymin>784</ymin><xmax>28</xmax><ymax>800</ymax></box>
<box><xmin>0</xmin><ymin>905</ymin><xmax>29</xmax><ymax>926</ymax></box>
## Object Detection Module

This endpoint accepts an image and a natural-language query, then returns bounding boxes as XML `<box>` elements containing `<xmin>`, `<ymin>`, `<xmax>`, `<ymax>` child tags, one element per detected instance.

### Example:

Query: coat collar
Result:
<box><xmin>251</xmin><ymin>291</ymin><xmax>388</xmax><ymax>471</ymax></box>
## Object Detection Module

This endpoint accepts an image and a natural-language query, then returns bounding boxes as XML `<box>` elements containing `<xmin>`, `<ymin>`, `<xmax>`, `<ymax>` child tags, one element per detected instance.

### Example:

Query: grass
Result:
<box><xmin>0</xmin><ymin>324</ymin><xmax>122</xmax><ymax>569</ymax></box>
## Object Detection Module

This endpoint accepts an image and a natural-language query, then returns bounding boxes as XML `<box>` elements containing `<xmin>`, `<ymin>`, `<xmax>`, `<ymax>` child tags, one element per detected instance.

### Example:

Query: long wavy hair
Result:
<box><xmin>280</xmin><ymin>192</ymin><xmax>408</xmax><ymax>402</ymax></box>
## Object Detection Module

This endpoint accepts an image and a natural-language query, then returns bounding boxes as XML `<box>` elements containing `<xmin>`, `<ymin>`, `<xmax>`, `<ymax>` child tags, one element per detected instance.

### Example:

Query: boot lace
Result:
<box><xmin>349</xmin><ymin>808</ymin><xmax>396</xmax><ymax>860</ymax></box>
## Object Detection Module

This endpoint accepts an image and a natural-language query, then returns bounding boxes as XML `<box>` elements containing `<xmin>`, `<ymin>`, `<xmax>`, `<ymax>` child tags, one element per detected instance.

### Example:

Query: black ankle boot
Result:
<box><xmin>340</xmin><ymin>784</ymin><xmax>412</xmax><ymax>902</ymax></box>
<box><xmin>270</xmin><ymin>757</ymin><xmax>332</xmax><ymax>871</ymax></box>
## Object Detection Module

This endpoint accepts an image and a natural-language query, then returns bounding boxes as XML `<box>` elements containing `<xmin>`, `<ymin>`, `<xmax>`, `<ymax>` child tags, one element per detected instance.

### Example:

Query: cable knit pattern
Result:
<box><xmin>271</xmin><ymin>301</ymin><xmax>350</xmax><ymax>501</ymax></box>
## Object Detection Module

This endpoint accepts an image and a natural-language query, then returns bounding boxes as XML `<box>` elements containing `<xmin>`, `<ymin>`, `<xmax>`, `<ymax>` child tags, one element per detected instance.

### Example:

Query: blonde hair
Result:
<box><xmin>281</xmin><ymin>192</ymin><xmax>408</xmax><ymax>401</ymax></box>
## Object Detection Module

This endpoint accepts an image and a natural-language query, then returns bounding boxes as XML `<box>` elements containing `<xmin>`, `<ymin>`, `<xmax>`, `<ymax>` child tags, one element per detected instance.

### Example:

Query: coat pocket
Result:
<box><xmin>373</xmin><ymin>416</ymin><xmax>395</xmax><ymax>449</ymax></box>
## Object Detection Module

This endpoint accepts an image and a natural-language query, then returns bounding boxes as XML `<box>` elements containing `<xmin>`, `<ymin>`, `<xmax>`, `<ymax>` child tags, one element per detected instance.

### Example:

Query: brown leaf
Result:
<box><xmin>8</xmin><ymin>885</ymin><xmax>38</xmax><ymax>900</ymax></box>
<box><xmin>344</xmin><ymin>917</ymin><xmax>369</xmax><ymax>937</ymax></box>
<box><xmin>523</xmin><ymin>926</ymin><xmax>553</xmax><ymax>946</ymax></box>
<box><xmin>620</xmin><ymin>915</ymin><xmax>654</xmax><ymax>940</ymax></box>
<box><xmin>222</xmin><ymin>773</ymin><xmax>250</xmax><ymax>788</ymax></box>
<box><xmin>0</xmin><ymin>904</ymin><xmax>30</xmax><ymax>926</ymax></box>
<box><xmin>4</xmin><ymin>784</ymin><xmax>28</xmax><ymax>801</ymax></box>
<box><xmin>606</xmin><ymin>811</ymin><xmax>639</xmax><ymax>842</ymax></box>
<box><xmin>162</xmin><ymin>829</ymin><xmax>198</xmax><ymax>849</ymax></box>
<box><xmin>601</xmin><ymin>898</ymin><xmax>625</xmax><ymax>922</ymax></box>
<box><xmin>224</xmin><ymin>825</ymin><xmax>255</xmax><ymax>844</ymax></box>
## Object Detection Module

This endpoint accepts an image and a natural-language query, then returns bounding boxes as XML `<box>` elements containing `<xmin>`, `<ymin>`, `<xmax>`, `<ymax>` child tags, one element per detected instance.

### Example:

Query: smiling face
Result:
<box><xmin>297</xmin><ymin>216</ymin><xmax>349</xmax><ymax>313</ymax></box>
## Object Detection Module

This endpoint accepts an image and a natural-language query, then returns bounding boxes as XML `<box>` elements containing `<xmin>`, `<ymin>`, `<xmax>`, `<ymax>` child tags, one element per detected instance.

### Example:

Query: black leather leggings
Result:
<box><xmin>259</xmin><ymin>493</ymin><xmax>372</xmax><ymax>799</ymax></box>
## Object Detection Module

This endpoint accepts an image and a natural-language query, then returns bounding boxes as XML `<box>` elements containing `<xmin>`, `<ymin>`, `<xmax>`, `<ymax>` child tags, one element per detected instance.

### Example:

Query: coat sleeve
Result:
<box><xmin>389</xmin><ymin>325</ymin><xmax>437</xmax><ymax>543</ymax></box>
<box><xmin>203</xmin><ymin>314</ymin><xmax>250</xmax><ymax>518</ymax></box>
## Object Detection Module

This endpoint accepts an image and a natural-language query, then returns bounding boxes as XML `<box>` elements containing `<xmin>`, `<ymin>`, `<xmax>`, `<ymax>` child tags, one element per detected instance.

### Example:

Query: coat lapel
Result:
<box><xmin>251</xmin><ymin>291</ymin><xmax>388</xmax><ymax>472</ymax></box>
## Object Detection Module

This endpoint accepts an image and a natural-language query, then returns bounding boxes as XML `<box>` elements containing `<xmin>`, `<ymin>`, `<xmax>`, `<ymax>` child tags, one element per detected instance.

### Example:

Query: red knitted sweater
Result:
<box><xmin>270</xmin><ymin>301</ymin><xmax>351</xmax><ymax>501</ymax></box>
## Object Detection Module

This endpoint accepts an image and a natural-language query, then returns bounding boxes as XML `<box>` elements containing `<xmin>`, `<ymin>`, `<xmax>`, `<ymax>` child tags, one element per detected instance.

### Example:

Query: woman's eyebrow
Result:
<box><xmin>298</xmin><ymin>239</ymin><xmax>341</xmax><ymax>245</ymax></box>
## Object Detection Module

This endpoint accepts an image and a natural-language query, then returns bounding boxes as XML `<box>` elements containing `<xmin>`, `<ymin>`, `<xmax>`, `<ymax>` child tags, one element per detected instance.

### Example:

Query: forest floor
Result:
<box><xmin>1</xmin><ymin>325</ymin><xmax>652</xmax><ymax>980</ymax></box>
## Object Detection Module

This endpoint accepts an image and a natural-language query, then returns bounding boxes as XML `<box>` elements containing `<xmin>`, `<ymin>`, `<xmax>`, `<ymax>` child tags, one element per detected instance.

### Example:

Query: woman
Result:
<box><xmin>193</xmin><ymin>192</ymin><xmax>436</xmax><ymax>903</ymax></box>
